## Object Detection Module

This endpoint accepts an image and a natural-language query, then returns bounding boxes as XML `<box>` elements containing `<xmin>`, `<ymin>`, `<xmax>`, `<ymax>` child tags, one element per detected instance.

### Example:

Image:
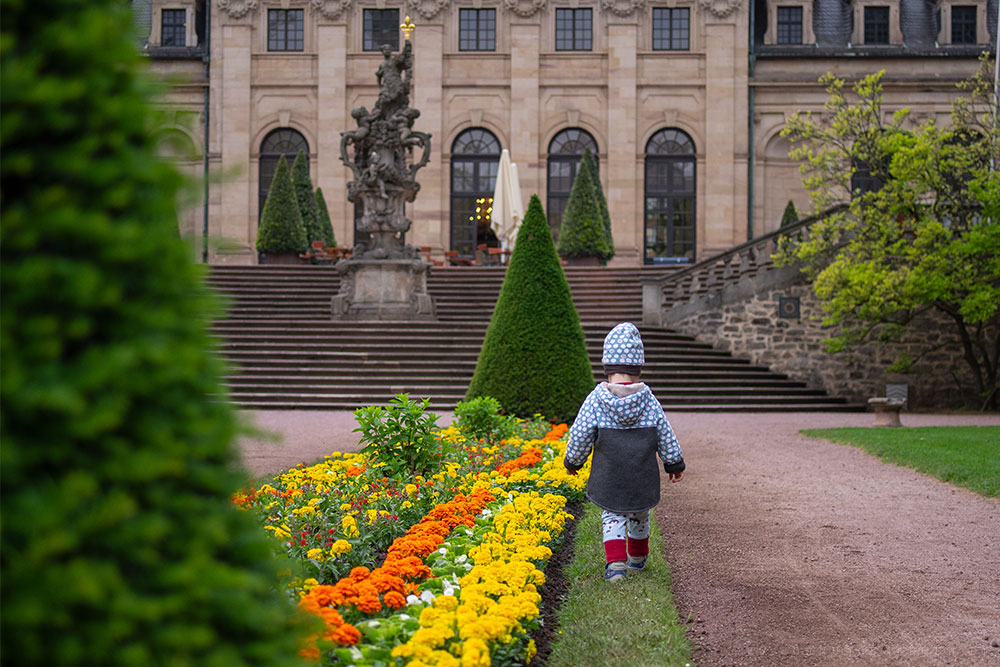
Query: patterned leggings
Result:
<box><xmin>601</xmin><ymin>509</ymin><xmax>650</xmax><ymax>564</ymax></box>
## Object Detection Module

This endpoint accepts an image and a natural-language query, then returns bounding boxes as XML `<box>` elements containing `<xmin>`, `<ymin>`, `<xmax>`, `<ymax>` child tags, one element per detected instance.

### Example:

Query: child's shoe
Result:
<box><xmin>627</xmin><ymin>554</ymin><xmax>647</xmax><ymax>571</ymax></box>
<box><xmin>604</xmin><ymin>561</ymin><xmax>627</xmax><ymax>583</ymax></box>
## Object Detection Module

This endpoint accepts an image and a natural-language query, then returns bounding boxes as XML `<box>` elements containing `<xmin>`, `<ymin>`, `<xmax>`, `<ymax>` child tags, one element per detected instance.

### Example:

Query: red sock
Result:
<box><xmin>604</xmin><ymin>539</ymin><xmax>626</xmax><ymax>563</ymax></box>
<box><xmin>627</xmin><ymin>536</ymin><xmax>648</xmax><ymax>558</ymax></box>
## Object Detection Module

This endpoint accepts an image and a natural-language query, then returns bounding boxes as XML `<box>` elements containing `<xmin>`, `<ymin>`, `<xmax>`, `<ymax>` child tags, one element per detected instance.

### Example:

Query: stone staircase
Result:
<box><xmin>207</xmin><ymin>265</ymin><xmax>859</xmax><ymax>412</ymax></box>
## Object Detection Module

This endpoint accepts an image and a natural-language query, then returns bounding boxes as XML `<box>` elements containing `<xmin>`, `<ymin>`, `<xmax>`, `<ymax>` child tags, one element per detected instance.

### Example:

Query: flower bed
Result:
<box><xmin>235</xmin><ymin>408</ymin><xmax>587</xmax><ymax>666</ymax></box>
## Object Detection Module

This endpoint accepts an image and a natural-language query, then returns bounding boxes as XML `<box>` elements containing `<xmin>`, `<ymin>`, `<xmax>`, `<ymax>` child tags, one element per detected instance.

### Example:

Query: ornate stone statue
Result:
<box><xmin>339</xmin><ymin>21</ymin><xmax>430</xmax><ymax>260</ymax></box>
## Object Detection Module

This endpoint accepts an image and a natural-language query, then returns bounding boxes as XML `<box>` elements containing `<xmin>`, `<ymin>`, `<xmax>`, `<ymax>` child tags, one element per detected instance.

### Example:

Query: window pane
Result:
<box><xmin>161</xmin><ymin>9</ymin><xmax>186</xmax><ymax>46</ymax></box>
<box><xmin>952</xmin><ymin>5</ymin><xmax>977</xmax><ymax>43</ymax></box>
<box><xmin>864</xmin><ymin>6</ymin><xmax>890</xmax><ymax>44</ymax></box>
<box><xmin>364</xmin><ymin>9</ymin><xmax>399</xmax><ymax>51</ymax></box>
<box><xmin>459</xmin><ymin>9</ymin><xmax>496</xmax><ymax>51</ymax></box>
<box><xmin>556</xmin><ymin>9</ymin><xmax>591</xmax><ymax>51</ymax></box>
<box><xmin>268</xmin><ymin>9</ymin><xmax>303</xmax><ymax>52</ymax></box>
<box><xmin>776</xmin><ymin>6</ymin><xmax>803</xmax><ymax>44</ymax></box>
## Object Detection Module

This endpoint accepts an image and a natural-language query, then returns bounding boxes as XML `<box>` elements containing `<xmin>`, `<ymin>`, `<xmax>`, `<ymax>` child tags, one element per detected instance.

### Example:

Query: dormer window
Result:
<box><xmin>864</xmin><ymin>6</ymin><xmax>891</xmax><ymax>43</ymax></box>
<box><xmin>776</xmin><ymin>6</ymin><xmax>803</xmax><ymax>43</ymax></box>
<box><xmin>763</xmin><ymin>1</ymin><xmax>815</xmax><ymax>44</ymax></box>
<box><xmin>951</xmin><ymin>5</ymin><xmax>978</xmax><ymax>43</ymax></box>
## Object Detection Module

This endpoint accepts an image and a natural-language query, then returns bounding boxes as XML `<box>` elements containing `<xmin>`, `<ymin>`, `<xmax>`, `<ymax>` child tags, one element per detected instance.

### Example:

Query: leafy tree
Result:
<box><xmin>778</xmin><ymin>62</ymin><xmax>1000</xmax><ymax>409</ymax></box>
<box><xmin>557</xmin><ymin>150</ymin><xmax>613</xmax><ymax>260</ymax></box>
<box><xmin>780</xmin><ymin>200</ymin><xmax>799</xmax><ymax>227</ymax></box>
<box><xmin>315</xmin><ymin>186</ymin><xmax>337</xmax><ymax>247</ymax></box>
<box><xmin>582</xmin><ymin>149</ymin><xmax>615</xmax><ymax>262</ymax></box>
<box><xmin>256</xmin><ymin>154</ymin><xmax>307</xmax><ymax>255</ymax></box>
<box><xmin>0</xmin><ymin>1</ymin><xmax>310</xmax><ymax>663</ymax></box>
<box><xmin>291</xmin><ymin>149</ymin><xmax>323</xmax><ymax>244</ymax></box>
<box><xmin>467</xmin><ymin>195</ymin><xmax>595</xmax><ymax>422</ymax></box>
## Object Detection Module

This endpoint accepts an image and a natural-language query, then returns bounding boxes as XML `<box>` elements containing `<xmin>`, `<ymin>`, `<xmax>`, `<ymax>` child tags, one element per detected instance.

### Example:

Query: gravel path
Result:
<box><xmin>236</xmin><ymin>410</ymin><xmax>1000</xmax><ymax>666</ymax></box>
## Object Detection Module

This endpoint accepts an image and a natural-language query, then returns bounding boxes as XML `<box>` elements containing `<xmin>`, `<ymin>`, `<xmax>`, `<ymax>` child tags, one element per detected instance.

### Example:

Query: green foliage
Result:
<box><xmin>315</xmin><ymin>187</ymin><xmax>337</xmax><ymax>247</ymax></box>
<box><xmin>583</xmin><ymin>149</ymin><xmax>615</xmax><ymax>262</ymax></box>
<box><xmin>780</xmin><ymin>200</ymin><xmax>799</xmax><ymax>227</ymax></box>
<box><xmin>256</xmin><ymin>154</ymin><xmax>307</xmax><ymax>254</ymax></box>
<box><xmin>353</xmin><ymin>394</ymin><xmax>447</xmax><ymax>477</ymax></box>
<box><xmin>778</xmin><ymin>63</ymin><xmax>1000</xmax><ymax>409</ymax></box>
<box><xmin>291</xmin><ymin>149</ymin><xmax>323</xmax><ymax>244</ymax></box>
<box><xmin>557</xmin><ymin>150</ymin><xmax>613</xmax><ymax>260</ymax></box>
<box><xmin>0</xmin><ymin>2</ymin><xmax>309</xmax><ymax>664</ymax></box>
<box><xmin>467</xmin><ymin>195</ymin><xmax>595</xmax><ymax>422</ymax></box>
<box><xmin>803</xmin><ymin>427</ymin><xmax>1000</xmax><ymax>497</ymax></box>
<box><xmin>454</xmin><ymin>396</ymin><xmax>518</xmax><ymax>445</ymax></box>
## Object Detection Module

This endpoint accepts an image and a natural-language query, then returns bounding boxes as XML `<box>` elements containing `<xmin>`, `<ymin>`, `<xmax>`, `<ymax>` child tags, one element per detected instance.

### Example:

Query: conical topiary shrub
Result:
<box><xmin>0</xmin><ymin>1</ymin><xmax>309</xmax><ymax>663</ymax></box>
<box><xmin>780</xmin><ymin>200</ymin><xmax>799</xmax><ymax>227</ymax></box>
<box><xmin>256</xmin><ymin>154</ymin><xmax>307</xmax><ymax>256</ymax></box>
<box><xmin>557</xmin><ymin>149</ymin><xmax>613</xmax><ymax>262</ymax></box>
<box><xmin>291</xmin><ymin>149</ymin><xmax>323</xmax><ymax>244</ymax></box>
<box><xmin>466</xmin><ymin>194</ymin><xmax>595</xmax><ymax>422</ymax></box>
<box><xmin>582</xmin><ymin>149</ymin><xmax>615</xmax><ymax>263</ymax></box>
<box><xmin>315</xmin><ymin>186</ymin><xmax>337</xmax><ymax>247</ymax></box>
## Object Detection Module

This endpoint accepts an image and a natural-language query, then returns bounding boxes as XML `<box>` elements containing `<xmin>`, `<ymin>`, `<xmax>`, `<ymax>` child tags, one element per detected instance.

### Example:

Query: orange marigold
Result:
<box><xmin>383</xmin><ymin>591</ymin><xmax>407</xmax><ymax>609</ymax></box>
<box><xmin>331</xmin><ymin>623</ymin><xmax>361</xmax><ymax>646</ymax></box>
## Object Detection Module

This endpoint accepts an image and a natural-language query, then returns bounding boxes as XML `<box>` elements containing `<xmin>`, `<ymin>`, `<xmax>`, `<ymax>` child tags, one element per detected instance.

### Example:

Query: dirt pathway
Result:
<box><xmin>656</xmin><ymin>412</ymin><xmax>1000</xmax><ymax>667</ymax></box>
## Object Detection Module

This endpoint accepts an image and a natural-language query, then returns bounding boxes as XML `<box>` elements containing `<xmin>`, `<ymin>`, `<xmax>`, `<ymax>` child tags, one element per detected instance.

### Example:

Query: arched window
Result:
<box><xmin>450</xmin><ymin>128</ymin><xmax>501</xmax><ymax>258</ymax></box>
<box><xmin>644</xmin><ymin>129</ymin><xmax>696</xmax><ymax>264</ymax></box>
<box><xmin>259</xmin><ymin>128</ymin><xmax>308</xmax><ymax>218</ymax></box>
<box><xmin>547</xmin><ymin>128</ymin><xmax>598</xmax><ymax>242</ymax></box>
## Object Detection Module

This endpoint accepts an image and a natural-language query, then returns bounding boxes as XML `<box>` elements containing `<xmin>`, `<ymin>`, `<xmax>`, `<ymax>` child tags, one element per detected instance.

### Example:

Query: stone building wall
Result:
<box><xmin>666</xmin><ymin>276</ymin><xmax>987</xmax><ymax>409</ymax></box>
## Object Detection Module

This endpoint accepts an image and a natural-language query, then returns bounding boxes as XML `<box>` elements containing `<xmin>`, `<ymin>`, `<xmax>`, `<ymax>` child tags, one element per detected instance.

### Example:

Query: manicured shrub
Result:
<box><xmin>557</xmin><ymin>149</ymin><xmax>613</xmax><ymax>260</ymax></box>
<box><xmin>291</xmin><ymin>149</ymin><xmax>323</xmax><ymax>244</ymax></box>
<box><xmin>781</xmin><ymin>200</ymin><xmax>799</xmax><ymax>227</ymax></box>
<box><xmin>315</xmin><ymin>186</ymin><xmax>337</xmax><ymax>247</ymax></box>
<box><xmin>256</xmin><ymin>154</ymin><xmax>307</xmax><ymax>254</ymax></box>
<box><xmin>466</xmin><ymin>195</ymin><xmax>595</xmax><ymax>422</ymax></box>
<box><xmin>0</xmin><ymin>2</ymin><xmax>309</xmax><ymax>664</ymax></box>
<box><xmin>583</xmin><ymin>149</ymin><xmax>615</xmax><ymax>263</ymax></box>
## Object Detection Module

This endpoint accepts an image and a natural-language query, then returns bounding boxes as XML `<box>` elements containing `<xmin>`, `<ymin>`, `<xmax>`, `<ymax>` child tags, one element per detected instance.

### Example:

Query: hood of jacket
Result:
<box><xmin>594</xmin><ymin>381</ymin><xmax>652</xmax><ymax>427</ymax></box>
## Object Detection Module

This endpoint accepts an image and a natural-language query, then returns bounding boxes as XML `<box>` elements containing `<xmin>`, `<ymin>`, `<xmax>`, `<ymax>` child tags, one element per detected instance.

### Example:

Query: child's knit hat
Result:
<box><xmin>602</xmin><ymin>322</ymin><xmax>644</xmax><ymax>376</ymax></box>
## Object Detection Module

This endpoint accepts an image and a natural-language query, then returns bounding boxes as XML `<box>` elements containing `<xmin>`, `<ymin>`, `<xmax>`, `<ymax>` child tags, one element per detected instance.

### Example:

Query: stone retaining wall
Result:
<box><xmin>664</xmin><ymin>275</ymin><xmax>987</xmax><ymax>409</ymax></box>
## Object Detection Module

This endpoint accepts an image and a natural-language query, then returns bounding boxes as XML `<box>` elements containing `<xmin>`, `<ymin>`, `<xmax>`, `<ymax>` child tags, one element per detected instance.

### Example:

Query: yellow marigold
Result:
<box><xmin>341</xmin><ymin>514</ymin><xmax>360</xmax><ymax>538</ymax></box>
<box><xmin>306</xmin><ymin>548</ymin><xmax>325</xmax><ymax>561</ymax></box>
<box><xmin>329</xmin><ymin>539</ymin><xmax>352</xmax><ymax>556</ymax></box>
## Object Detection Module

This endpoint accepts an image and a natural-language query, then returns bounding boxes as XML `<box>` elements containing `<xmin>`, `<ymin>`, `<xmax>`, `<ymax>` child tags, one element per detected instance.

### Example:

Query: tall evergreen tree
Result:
<box><xmin>256</xmin><ymin>154</ymin><xmax>307</xmax><ymax>254</ymax></box>
<box><xmin>583</xmin><ymin>149</ymin><xmax>615</xmax><ymax>262</ymax></box>
<box><xmin>780</xmin><ymin>200</ymin><xmax>799</xmax><ymax>227</ymax></box>
<box><xmin>291</xmin><ymin>149</ymin><xmax>322</xmax><ymax>244</ymax></box>
<box><xmin>556</xmin><ymin>151</ymin><xmax>613</xmax><ymax>260</ymax></box>
<box><xmin>466</xmin><ymin>195</ymin><xmax>595</xmax><ymax>422</ymax></box>
<box><xmin>315</xmin><ymin>186</ymin><xmax>337</xmax><ymax>247</ymax></box>
<box><xmin>0</xmin><ymin>1</ymin><xmax>309</xmax><ymax>663</ymax></box>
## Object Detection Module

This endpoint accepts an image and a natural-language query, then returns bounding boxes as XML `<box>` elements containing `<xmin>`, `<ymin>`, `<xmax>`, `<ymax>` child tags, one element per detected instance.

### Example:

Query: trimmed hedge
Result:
<box><xmin>291</xmin><ymin>149</ymin><xmax>323</xmax><ymax>245</ymax></box>
<box><xmin>315</xmin><ymin>187</ymin><xmax>337</xmax><ymax>247</ymax></box>
<box><xmin>0</xmin><ymin>2</ymin><xmax>309</xmax><ymax>664</ymax></box>
<box><xmin>781</xmin><ymin>200</ymin><xmax>799</xmax><ymax>227</ymax></box>
<box><xmin>557</xmin><ymin>149</ymin><xmax>613</xmax><ymax>260</ymax></box>
<box><xmin>466</xmin><ymin>194</ymin><xmax>595</xmax><ymax>422</ymax></box>
<box><xmin>585</xmin><ymin>149</ymin><xmax>615</xmax><ymax>263</ymax></box>
<box><xmin>256</xmin><ymin>154</ymin><xmax>307</xmax><ymax>254</ymax></box>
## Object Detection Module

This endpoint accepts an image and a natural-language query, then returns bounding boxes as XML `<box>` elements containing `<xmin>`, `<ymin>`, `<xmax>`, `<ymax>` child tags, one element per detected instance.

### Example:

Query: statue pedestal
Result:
<box><xmin>331</xmin><ymin>258</ymin><xmax>436</xmax><ymax>320</ymax></box>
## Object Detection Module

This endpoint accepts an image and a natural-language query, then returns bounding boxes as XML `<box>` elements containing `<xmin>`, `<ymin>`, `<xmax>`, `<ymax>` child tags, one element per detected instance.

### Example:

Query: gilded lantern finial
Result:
<box><xmin>401</xmin><ymin>16</ymin><xmax>415</xmax><ymax>40</ymax></box>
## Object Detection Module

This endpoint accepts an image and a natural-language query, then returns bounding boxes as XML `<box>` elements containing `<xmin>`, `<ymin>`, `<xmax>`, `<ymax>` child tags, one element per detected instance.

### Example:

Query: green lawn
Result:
<box><xmin>547</xmin><ymin>504</ymin><xmax>693</xmax><ymax>667</ymax></box>
<box><xmin>802</xmin><ymin>426</ymin><xmax>1000</xmax><ymax>497</ymax></box>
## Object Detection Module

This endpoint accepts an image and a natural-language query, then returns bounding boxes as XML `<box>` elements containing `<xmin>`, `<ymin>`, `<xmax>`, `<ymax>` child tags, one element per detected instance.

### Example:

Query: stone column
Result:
<box><xmin>607</xmin><ymin>16</ymin><xmax>640</xmax><ymax>265</ymax></box>
<box><xmin>510</xmin><ymin>17</ymin><xmax>542</xmax><ymax>201</ymax></box>
<box><xmin>317</xmin><ymin>21</ymin><xmax>350</xmax><ymax>248</ymax></box>
<box><xmin>217</xmin><ymin>18</ymin><xmax>254</xmax><ymax>263</ymax></box>
<box><xmin>410</xmin><ymin>22</ymin><xmax>445</xmax><ymax>249</ymax></box>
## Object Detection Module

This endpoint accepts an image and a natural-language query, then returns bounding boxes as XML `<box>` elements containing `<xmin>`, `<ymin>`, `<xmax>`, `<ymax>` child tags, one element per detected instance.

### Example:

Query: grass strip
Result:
<box><xmin>547</xmin><ymin>503</ymin><xmax>693</xmax><ymax>667</ymax></box>
<box><xmin>802</xmin><ymin>426</ymin><xmax>1000</xmax><ymax>497</ymax></box>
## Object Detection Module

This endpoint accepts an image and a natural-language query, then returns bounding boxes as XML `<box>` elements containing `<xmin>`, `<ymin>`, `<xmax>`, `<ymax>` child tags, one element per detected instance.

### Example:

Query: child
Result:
<box><xmin>563</xmin><ymin>322</ymin><xmax>685</xmax><ymax>583</ymax></box>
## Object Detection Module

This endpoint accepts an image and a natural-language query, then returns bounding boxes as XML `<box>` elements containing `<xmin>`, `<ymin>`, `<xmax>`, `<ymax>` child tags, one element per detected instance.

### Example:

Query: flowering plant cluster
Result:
<box><xmin>235</xmin><ymin>406</ymin><xmax>587</xmax><ymax>666</ymax></box>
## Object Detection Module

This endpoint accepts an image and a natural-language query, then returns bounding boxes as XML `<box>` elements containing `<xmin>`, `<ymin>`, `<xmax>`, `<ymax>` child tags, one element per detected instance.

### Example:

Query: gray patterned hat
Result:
<box><xmin>602</xmin><ymin>322</ymin><xmax>644</xmax><ymax>376</ymax></box>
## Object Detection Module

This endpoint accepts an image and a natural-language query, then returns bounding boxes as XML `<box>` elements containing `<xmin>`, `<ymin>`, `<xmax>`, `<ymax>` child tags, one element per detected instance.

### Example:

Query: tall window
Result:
<box><xmin>863</xmin><ymin>6</ymin><xmax>890</xmax><ymax>43</ymax></box>
<box><xmin>258</xmin><ymin>128</ymin><xmax>308</xmax><ymax>217</ymax></box>
<box><xmin>459</xmin><ymin>9</ymin><xmax>496</xmax><ymax>51</ymax></box>
<box><xmin>652</xmin><ymin>7</ymin><xmax>690</xmax><ymax>50</ymax></box>
<box><xmin>644</xmin><ymin>129</ymin><xmax>696</xmax><ymax>264</ymax></box>
<box><xmin>161</xmin><ymin>9</ymin><xmax>186</xmax><ymax>46</ymax></box>
<box><xmin>364</xmin><ymin>9</ymin><xmax>400</xmax><ymax>51</ymax></box>
<box><xmin>547</xmin><ymin>129</ymin><xmax>599</xmax><ymax>243</ymax></box>
<box><xmin>555</xmin><ymin>8</ymin><xmax>592</xmax><ymax>50</ymax></box>
<box><xmin>776</xmin><ymin>6</ymin><xmax>803</xmax><ymax>44</ymax></box>
<box><xmin>952</xmin><ymin>5</ymin><xmax>978</xmax><ymax>43</ymax></box>
<box><xmin>451</xmin><ymin>129</ymin><xmax>501</xmax><ymax>258</ymax></box>
<box><xmin>268</xmin><ymin>9</ymin><xmax>304</xmax><ymax>51</ymax></box>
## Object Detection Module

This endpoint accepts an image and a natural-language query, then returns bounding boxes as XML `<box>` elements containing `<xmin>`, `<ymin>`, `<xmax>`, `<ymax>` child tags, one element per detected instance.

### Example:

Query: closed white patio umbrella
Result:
<box><xmin>490</xmin><ymin>149</ymin><xmax>524</xmax><ymax>259</ymax></box>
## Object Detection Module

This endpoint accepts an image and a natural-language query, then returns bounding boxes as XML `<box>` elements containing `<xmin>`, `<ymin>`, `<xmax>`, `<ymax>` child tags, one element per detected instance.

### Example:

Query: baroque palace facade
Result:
<box><xmin>134</xmin><ymin>0</ymin><xmax>995</xmax><ymax>265</ymax></box>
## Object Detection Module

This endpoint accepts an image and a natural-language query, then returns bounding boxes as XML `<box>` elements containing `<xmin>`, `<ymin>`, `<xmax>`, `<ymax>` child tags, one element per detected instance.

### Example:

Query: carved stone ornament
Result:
<box><xmin>698</xmin><ymin>0</ymin><xmax>741</xmax><ymax>18</ymax></box>
<box><xmin>217</xmin><ymin>0</ymin><xmax>258</xmax><ymax>18</ymax></box>
<box><xmin>600</xmin><ymin>0</ymin><xmax>645</xmax><ymax>17</ymax></box>
<box><xmin>311</xmin><ymin>0</ymin><xmax>352</xmax><ymax>19</ymax></box>
<box><xmin>503</xmin><ymin>0</ymin><xmax>546</xmax><ymax>18</ymax></box>
<box><xmin>407</xmin><ymin>0</ymin><xmax>449</xmax><ymax>19</ymax></box>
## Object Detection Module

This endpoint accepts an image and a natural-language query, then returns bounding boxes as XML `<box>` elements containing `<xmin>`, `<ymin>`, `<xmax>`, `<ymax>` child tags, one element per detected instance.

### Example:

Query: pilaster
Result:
<box><xmin>607</xmin><ymin>16</ymin><xmax>639</xmax><ymax>264</ymax></box>
<box><xmin>410</xmin><ymin>23</ymin><xmax>446</xmax><ymax>249</ymax></box>
<box><xmin>317</xmin><ymin>22</ymin><xmax>349</xmax><ymax>248</ymax></box>
<box><xmin>219</xmin><ymin>20</ymin><xmax>254</xmax><ymax>262</ymax></box>
<box><xmin>510</xmin><ymin>18</ymin><xmax>541</xmax><ymax>202</ymax></box>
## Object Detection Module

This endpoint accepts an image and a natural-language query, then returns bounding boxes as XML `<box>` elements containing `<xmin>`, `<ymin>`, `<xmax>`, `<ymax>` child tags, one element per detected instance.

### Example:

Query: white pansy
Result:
<box><xmin>406</xmin><ymin>594</ymin><xmax>421</xmax><ymax>605</ymax></box>
<box><xmin>420</xmin><ymin>590</ymin><xmax>436</xmax><ymax>604</ymax></box>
